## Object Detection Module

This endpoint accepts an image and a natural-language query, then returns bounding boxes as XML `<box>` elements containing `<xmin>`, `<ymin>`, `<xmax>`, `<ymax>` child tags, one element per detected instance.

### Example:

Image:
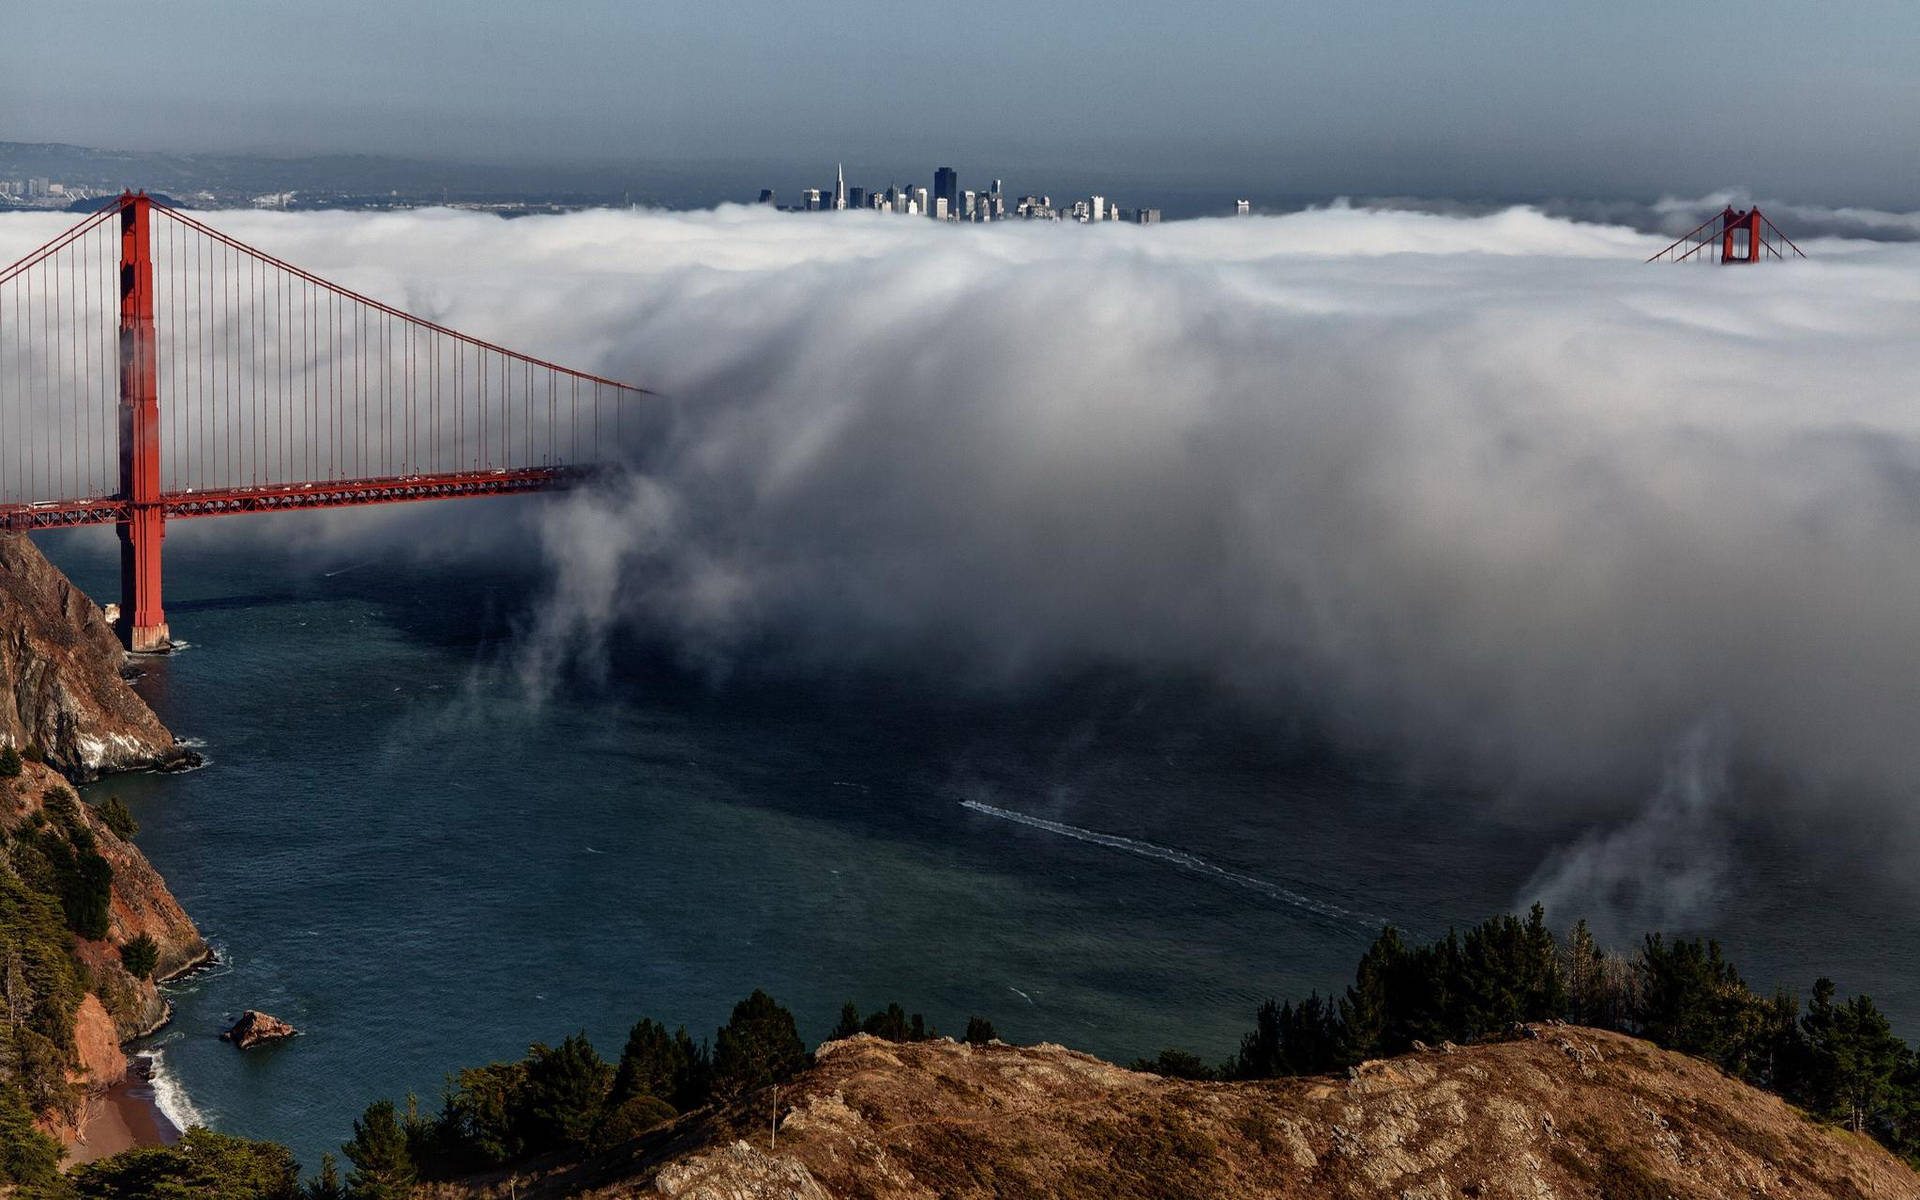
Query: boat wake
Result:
<box><xmin>959</xmin><ymin>799</ymin><xmax>1377</xmax><ymax>928</ymax></box>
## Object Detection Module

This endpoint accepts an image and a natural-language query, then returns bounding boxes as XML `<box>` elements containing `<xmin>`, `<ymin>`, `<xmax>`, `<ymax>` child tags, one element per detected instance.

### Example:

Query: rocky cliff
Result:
<box><xmin>0</xmin><ymin>534</ymin><xmax>198</xmax><ymax>782</ymax></box>
<box><xmin>438</xmin><ymin>1026</ymin><xmax>1920</xmax><ymax>1200</ymax></box>
<box><xmin>2</xmin><ymin>760</ymin><xmax>209</xmax><ymax>1089</ymax></box>
<box><xmin>0</xmin><ymin>534</ymin><xmax>208</xmax><ymax>1148</ymax></box>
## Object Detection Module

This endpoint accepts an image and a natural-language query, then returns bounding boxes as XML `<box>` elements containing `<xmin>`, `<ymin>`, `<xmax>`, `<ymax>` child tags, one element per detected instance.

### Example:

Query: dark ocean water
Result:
<box><xmin>36</xmin><ymin>510</ymin><xmax>1920</xmax><ymax>1172</ymax></box>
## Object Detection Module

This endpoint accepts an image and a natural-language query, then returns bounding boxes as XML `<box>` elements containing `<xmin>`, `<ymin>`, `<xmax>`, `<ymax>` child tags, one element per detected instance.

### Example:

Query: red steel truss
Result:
<box><xmin>1647</xmin><ymin>205</ymin><xmax>1807</xmax><ymax>264</ymax></box>
<box><xmin>0</xmin><ymin>192</ymin><xmax>646</xmax><ymax>649</ymax></box>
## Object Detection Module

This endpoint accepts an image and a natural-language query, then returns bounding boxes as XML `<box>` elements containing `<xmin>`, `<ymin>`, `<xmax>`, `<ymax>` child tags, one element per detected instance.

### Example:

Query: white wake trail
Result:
<box><xmin>960</xmin><ymin>799</ymin><xmax>1375</xmax><ymax>927</ymax></box>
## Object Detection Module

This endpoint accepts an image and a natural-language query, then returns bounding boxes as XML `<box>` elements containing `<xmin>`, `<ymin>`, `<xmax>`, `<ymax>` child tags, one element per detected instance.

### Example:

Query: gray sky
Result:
<box><xmin>6</xmin><ymin>0</ymin><xmax>1918</xmax><ymax>202</ymax></box>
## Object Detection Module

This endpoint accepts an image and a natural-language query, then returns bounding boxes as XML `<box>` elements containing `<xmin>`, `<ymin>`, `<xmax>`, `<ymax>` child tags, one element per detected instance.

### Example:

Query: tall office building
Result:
<box><xmin>802</xmin><ymin>188</ymin><xmax>823</xmax><ymax>211</ymax></box>
<box><xmin>1090</xmin><ymin>195</ymin><xmax>1106</xmax><ymax>223</ymax></box>
<box><xmin>1234</xmin><ymin>199</ymin><xmax>1252</xmax><ymax>216</ymax></box>
<box><xmin>757</xmin><ymin>189</ymin><xmax>776</xmax><ymax>206</ymax></box>
<box><xmin>848</xmin><ymin>186</ymin><xmax>866</xmax><ymax>210</ymax></box>
<box><xmin>934</xmin><ymin>167</ymin><xmax>958</xmax><ymax>220</ymax></box>
<box><xmin>833</xmin><ymin>163</ymin><xmax>848</xmax><ymax>211</ymax></box>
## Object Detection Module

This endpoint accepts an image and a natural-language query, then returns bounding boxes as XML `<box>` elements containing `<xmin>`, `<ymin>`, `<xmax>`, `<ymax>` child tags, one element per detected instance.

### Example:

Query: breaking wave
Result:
<box><xmin>143</xmin><ymin>1044</ymin><xmax>205</xmax><ymax>1132</ymax></box>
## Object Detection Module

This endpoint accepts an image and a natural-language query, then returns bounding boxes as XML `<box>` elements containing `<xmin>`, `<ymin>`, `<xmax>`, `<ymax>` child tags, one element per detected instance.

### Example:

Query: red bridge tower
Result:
<box><xmin>117</xmin><ymin>193</ymin><xmax>169</xmax><ymax>652</ymax></box>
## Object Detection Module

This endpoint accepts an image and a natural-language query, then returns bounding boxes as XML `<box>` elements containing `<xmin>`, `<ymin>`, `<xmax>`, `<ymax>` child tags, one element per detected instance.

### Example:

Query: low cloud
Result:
<box><xmin>10</xmin><ymin>200</ymin><xmax>1920</xmax><ymax>925</ymax></box>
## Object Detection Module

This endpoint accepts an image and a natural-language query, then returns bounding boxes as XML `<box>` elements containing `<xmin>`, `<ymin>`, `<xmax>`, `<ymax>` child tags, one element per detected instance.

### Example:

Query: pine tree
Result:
<box><xmin>831</xmin><ymin>1002</ymin><xmax>862</xmax><ymax>1040</ymax></box>
<box><xmin>119</xmin><ymin>933</ymin><xmax>159</xmax><ymax>980</ymax></box>
<box><xmin>305</xmin><ymin>1153</ymin><xmax>345</xmax><ymax>1200</ymax></box>
<box><xmin>520</xmin><ymin>1033</ymin><xmax>613</xmax><ymax>1153</ymax></box>
<box><xmin>1340</xmin><ymin>925</ymin><xmax>1405</xmax><ymax>1061</ymax></box>
<box><xmin>862</xmin><ymin>1002</ymin><xmax>910</xmax><ymax>1042</ymax></box>
<box><xmin>1833</xmin><ymin>993</ymin><xmax>1904</xmax><ymax>1133</ymax></box>
<box><xmin>669</xmin><ymin>1027</ymin><xmax>713</xmax><ymax>1112</ymax></box>
<box><xmin>711</xmin><ymin>990</ymin><xmax>809</xmax><ymax>1099</ymax></box>
<box><xmin>611</xmin><ymin>1018</ymin><xmax>685</xmax><ymax>1109</ymax></box>
<box><xmin>343</xmin><ymin>1099</ymin><xmax>417</xmax><ymax>1200</ymax></box>
<box><xmin>963</xmin><ymin>1015</ymin><xmax>997</xmax><ymax>1045</ymax></box>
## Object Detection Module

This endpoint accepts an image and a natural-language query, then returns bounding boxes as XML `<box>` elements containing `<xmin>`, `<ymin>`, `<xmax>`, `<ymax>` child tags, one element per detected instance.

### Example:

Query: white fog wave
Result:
<box><xmin>8</xmin><ymin>199</ymin><xmax>1920</xmax><ymax>922</ymax></box>
<box><xmin>1519</xmin><ymin>718</ymin><xmax>1736</xmax><ymax>941</ymax></box>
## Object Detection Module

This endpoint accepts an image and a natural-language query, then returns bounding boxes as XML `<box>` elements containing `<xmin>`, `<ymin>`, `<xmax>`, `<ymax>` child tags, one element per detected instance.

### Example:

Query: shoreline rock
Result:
<box><xmin>221</xmin><ymin>1010</ymin><xmax>299</xmax><ymax>1050</ymax></box>
<box><xmin>0</xmin><ymin>533</ymin><xmax>199</xmax><ymax>782</ymax></box>
<box><xmin>1</xmin><ymin>535</ymin><xmax>212</xmax><ymax>1161</ymax></box>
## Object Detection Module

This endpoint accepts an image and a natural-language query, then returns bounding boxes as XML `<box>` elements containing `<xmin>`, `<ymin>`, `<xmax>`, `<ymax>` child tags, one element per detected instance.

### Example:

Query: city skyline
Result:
<box><xmin>765</xmin><ymin>163</ymin><xmax>1172</xmax><ymax>224</ymax></box>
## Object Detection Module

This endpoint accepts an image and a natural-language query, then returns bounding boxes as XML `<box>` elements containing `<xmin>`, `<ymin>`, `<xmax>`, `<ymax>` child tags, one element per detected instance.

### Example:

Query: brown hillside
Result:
<box><xmin>437</xmin><ymin>1024</ymin><xmax>1920</xmax><ymax>1200</ymax></box>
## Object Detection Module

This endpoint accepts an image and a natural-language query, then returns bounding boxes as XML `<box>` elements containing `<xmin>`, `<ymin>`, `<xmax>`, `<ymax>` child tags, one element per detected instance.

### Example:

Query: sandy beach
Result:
<box><xmin>65</xmin><ymin>1055</ymin><xmax>180</xmax><ymax>1166</ymax></box>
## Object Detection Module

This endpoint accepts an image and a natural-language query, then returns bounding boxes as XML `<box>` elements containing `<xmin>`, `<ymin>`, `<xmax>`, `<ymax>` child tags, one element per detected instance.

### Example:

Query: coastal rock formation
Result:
<box><xmin>446</xmin><ymin>1026</ymin><xmax>1920</xmax><ymax>1199</ymax></box>
<box><xmin>4</xmin><ymin>759</ymin><xmax>211</xmax><ymax>1039</ymax></box>
<box><xmin>69</xmin><ymin>994</ymin><xmax>129</xmax><ymax>1093</ymax></box>
<box><xmin>222</xmin><ymin>1010</ymin><xmax>299</xmax><ymax>1049</ymax></box>
<box><xmin>0</xmin><ymin>533</ymin><xmax>198</xmax><ymax>782</ymax></box>
<box><xmin>0</xmin><ymin>539</ymin><xmax>209</xmax><ymax>1158</ymax></box>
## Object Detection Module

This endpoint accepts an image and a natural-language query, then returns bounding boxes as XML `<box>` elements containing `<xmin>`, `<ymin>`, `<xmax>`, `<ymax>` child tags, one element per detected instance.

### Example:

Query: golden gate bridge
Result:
<box><xmin>0</xmin><ymin>192</ymin><xmax>646</xmax><ymax>652</ymax></box>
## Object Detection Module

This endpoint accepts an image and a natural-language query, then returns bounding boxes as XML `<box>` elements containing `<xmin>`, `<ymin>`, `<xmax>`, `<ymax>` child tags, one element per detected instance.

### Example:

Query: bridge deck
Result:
<box><xmin>0</xmin><ymin>466</ymin><xmax>589</xmax><ymax>532</ymax></box>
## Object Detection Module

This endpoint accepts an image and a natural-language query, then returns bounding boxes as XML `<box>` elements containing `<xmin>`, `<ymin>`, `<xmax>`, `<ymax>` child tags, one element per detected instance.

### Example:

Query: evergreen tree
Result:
<box><xmin>831</xmin><ymin>1002</ymin><xmax>862</xmax><ymax>1040</ymax></box>
<box><xmin>436</xmin><ymin>1060</ymin><xmax>528</xmax><ymax>1169</ymax></box>
<box><xmin>668</xmin><ymin>1027</ymin><xmax>713</xmax><ymax>1113</ymax></box>
<box><xmin>0</xmin><ymin>1080</ymin><xmax>63</xmax><ymax>1192</ymax></box>
<box><xmin>611</xmin><ymin>1018</ymin><xmax>689</xmax><ymax>1109</ymax></box>
<box><xmin>1881</xmin><ymin>1049</ymin><xmax>1920</xmax><ymax>1163</ymax></box>
<box><xmin>1636</xmin><ymin>935</ymin><xmax>1749</xmax><ymax>1062</ymax></box>
<box><xmin>119</xmin><ymin>933</ymin><xmax>159</xmax><ymax>980</ymax></box>
<box><xmin>343</xmin><ymin>1100</ymin><xmax>416</xmax><ymax>1200</ymax></box>
<box><xmin>1340</xmin><ymin>926</ymin><xmax>1404</xmax><ymax>1061</ymax></box>
<box><xmin>1231</xmin><ymin>993</ymin><xmax>1345</xmax><ymax>1078</ymax></box>
<box><xmin>0</xmin><ymin>744</ymin><xmax>21</xmax><ymax>779</ymax></box>
<box><xmin>1800</xmin><ymin>980</ymin><xmax>1905</xmax><ymax>1133</ymax></box>
<box><xmin>304</xmin><ymin>1154</ymin><xmax>345</xmax><ymax>1200</ymax></box>
<box><xmin>73</xmin><ymin>1127</ymin><xmax>301</xmax><ymax>1200</ymax></box>
<box><xmin>862</xmin><ymin>1002</ymin><xmax>911</xmax><ymax>1042</ymax></box>
<box><xmin>520</xmin><ymin>1034</ymin><xmax>613</xmax><ymax>1153</ymax></box>
<box><xmin>711</xmin><ymin>990</ymin><xmax>809</xmax><ymax>1099</ymax></box>
<box><xmin>96</xmin><ymin>796</ymin><xmax>139</xmax><ymax>841</ymax></box>
<box><xmin>963</xmin><ymin>1015</ymin><xmax>998</xmax><ymax>1045</ymax></box>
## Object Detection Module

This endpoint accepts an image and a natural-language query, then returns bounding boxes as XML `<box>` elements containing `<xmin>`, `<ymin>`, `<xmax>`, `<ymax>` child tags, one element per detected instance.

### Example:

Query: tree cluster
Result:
<box><xmin>1134</xmin><ymin>905</ymin><xmax>1920</xmax><ymax>1165</ymax></box>
<box><xmin>338</xmin><ymin>989</ymin><xmax>811</xmax><ymax>1191</ymax></box>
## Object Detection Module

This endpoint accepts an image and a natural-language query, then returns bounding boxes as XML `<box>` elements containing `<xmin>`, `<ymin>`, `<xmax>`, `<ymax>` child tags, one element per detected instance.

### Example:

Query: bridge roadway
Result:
<box><xmin>0</xmin><ymin>465</ymin><xmax>590</xmax><ymax>533</ymax></box>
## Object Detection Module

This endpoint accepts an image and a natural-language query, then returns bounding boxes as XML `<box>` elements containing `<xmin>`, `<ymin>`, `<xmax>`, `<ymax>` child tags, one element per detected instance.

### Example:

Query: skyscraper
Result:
<box><xmin>934</xmin><ymin>167</ymin><xmax>958</xmax><ymax>221</ymax></box>
<box><xmin>833</xmin><ymin>163</ymin><xmax>848</xmax><ymax>211</ymax></box>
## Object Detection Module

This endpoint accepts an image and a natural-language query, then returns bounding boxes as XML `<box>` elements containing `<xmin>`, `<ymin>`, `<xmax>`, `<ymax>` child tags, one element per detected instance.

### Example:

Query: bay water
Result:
<box><xmin>38</xmin><ymin>509</ymin><xmax>1919</xmax><ymax>1172</ymax></box>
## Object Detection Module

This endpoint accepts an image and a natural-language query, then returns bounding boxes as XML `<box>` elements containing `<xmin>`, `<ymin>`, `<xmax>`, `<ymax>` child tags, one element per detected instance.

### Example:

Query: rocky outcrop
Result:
<box><xmin>69</xmin><ymin>994</ymin><xmax>129</xmax><ymax>1093</ymax></box>
<box><xmin>222</xmin><ymin>1010</ymin><xmax>299</xmax><ymax>1050</ymax></box>
<box><xmin>2</xmin><ymin>760</ymin><xmax>210</xmax><ymax>1039</ymax></box>
<box><xmin>0</xmin><ymin>533</ymin><xmax>198</xmax><ymax>782</ymax></box>
<box><xmin>437</xmin><ymin>1026</ymin><xmax>1920</xmax><ymax>1200</ymax></box>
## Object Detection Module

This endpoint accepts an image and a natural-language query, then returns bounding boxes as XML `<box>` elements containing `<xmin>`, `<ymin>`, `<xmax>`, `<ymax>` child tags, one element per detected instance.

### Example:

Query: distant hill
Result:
<box><xmin>0</xmin><ymin>139</ymin><xmax>779</xmax><ymax>210</ymax></box>
<box><xmin>434</xmin><ymin>1026</ymin><xmax>1919</xmax><ymax>1199</ymax></box>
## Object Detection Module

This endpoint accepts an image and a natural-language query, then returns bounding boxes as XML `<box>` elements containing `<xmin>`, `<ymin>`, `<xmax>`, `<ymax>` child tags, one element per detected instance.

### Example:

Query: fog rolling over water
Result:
<box><xmin>8</xmin><ymin>199</ymin><xmax>1920</xmax><ymax>933</ymax></box>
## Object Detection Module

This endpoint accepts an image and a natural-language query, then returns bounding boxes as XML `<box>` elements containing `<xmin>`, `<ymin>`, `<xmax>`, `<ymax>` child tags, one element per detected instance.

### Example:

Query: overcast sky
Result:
<box><xmin>6</xmin><ymin>0</ymin><xmax>1918</xmax><ymax>203</ymax></box>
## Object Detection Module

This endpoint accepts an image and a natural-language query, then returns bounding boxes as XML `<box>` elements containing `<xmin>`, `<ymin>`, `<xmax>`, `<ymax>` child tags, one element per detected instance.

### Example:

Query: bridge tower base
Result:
<box><xmin>116</xmin><ymin>192</ymin><xmax>170</xmax><ymax>654</ymax></box>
